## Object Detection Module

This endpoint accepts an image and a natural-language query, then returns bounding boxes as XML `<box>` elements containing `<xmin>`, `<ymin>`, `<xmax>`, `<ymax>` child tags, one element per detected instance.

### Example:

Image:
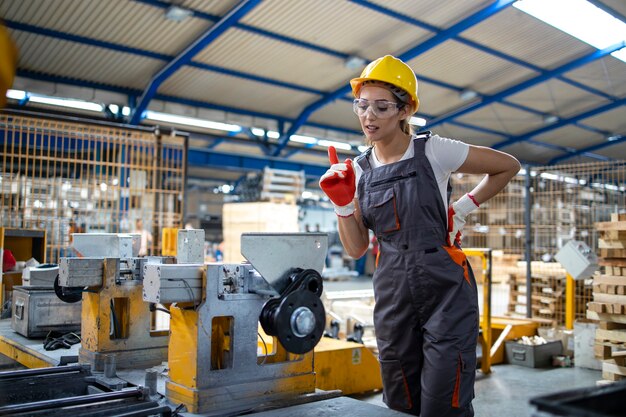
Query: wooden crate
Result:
<box><xmin>587</xmin><ymin>213</ymin><xmax>626</xmax><ymax>383</ymax></box>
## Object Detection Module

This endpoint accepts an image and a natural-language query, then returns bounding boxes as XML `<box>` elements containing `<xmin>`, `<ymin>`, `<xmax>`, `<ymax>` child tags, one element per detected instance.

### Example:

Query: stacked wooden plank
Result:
<box><xmin>260</xmin><ymin>167</ymin><xmax>305</xmax><ymax>203</ymax></box>
<box><xmin>588</xmin><ymin>213</ymin><xmax>626</xmax><ymax>382</ymax></box>
<box><xmin>507</xmin><ymin>261</ymin><xmax>589</xmax><ymax>327</ymax></box>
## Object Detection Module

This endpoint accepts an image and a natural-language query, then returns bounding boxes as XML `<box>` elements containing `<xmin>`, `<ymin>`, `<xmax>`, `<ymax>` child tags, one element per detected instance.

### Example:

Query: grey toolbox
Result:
<box><xmin>11</xmin><ymin>286</ymin><xmax>81</xmax><ymax>338</ymax></box>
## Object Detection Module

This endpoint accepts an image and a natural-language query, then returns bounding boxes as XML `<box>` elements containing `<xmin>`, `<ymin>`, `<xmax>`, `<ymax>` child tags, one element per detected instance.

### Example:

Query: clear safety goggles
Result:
<box><xmin>352</xmin><ymin>98</ymin><xmax>403</xmax><ymax>119</ymax></box>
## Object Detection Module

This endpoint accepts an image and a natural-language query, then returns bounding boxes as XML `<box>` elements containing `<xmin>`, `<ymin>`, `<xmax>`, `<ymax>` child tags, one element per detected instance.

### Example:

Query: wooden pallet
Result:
<box><xmin>589</xmin><ymin>214</ymin><xmax>626</xmax><ymax>383</ymax></box>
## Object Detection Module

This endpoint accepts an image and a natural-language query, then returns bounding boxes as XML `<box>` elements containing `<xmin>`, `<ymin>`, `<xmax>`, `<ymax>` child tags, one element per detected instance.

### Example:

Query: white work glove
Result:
<box><xmin>319</xmin><ymin>146</ymin><xmax>356</xmax><ymax>217</ymax></box>
<box><xmin>447</xmin><ymin>193</ymin><xmax>479</xmax><ymax>246</ymax></box>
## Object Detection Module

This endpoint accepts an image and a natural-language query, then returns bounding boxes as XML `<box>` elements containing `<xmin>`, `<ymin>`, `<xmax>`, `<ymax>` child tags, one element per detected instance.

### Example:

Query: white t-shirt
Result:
<box><xmin>354</xmin><ymin>134</ymin><xmax>469</xmax><ymax>211</ymax></box>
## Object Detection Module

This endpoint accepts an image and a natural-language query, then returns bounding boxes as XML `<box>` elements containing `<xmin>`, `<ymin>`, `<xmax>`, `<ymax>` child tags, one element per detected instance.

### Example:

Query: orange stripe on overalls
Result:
<box><xmin>443</xmin><ymin>245</ymin><xmax>470</xmax><ymax>285</ymax></box>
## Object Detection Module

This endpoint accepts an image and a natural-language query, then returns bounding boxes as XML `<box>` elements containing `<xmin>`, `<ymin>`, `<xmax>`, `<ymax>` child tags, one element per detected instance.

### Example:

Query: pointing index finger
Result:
<box><xmin>328</xmin><ymin>146</ymin><xmax>339</xmax><ymax>165</ymax></box>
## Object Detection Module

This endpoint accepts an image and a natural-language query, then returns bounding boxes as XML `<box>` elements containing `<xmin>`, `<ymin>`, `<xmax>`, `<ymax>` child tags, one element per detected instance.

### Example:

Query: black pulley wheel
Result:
<box><xmin>54</xmin><ymin>275</ymin><xmax>83</xmax><ymax>303</ymax></box>
<box><xmin>271</xmin><ymin>290</ymin><xmax>325</xmax><ymax>354</ymax></box>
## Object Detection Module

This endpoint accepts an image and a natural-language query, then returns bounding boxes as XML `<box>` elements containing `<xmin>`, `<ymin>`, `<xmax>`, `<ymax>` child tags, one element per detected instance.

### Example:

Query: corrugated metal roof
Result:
<box><xmin>1</xmin><ymin>0</ymin><xmax>624</xmax><ymax>168</ymax></box>
<box><xmin>159</xmin><ymin>67</ymin><xmax>318</xmax><ymax>118</ymax></box>
<box><xmin>504</xmin><ymin>142</ymin><xmax>564</xmax><ymax>164</ymax></box>
<box><xmin>565</xmin><ymin>57</ymin><xmax>626</xmax><ymax>97</ymax></box>
<box><xmin>367</xmin><ymin>0</ymin><xmax>495</xmax><ymax>28</ymax></box>
<box><xmin>409</xmin><ymin>40</ymin><xmax>537</xmax><ymax>95</ymax></box>
<box><xmin>507</xmin><ymin>79</ymin><xmax>610</xmax><ymax>118</ymax></box>
<box><xmin>240</xmin><ymin>0</ymin><xmax>431</xmax><ymax>59</ymax></box>
<box><xmin>457</xmin><ymin>103</ymin><xmax>544</xmax><ymax>136</ymax></box>
<box><xmin>437</xmin><ymin>122</ymin><xmax>504</xmax><ymax>147</ymax></box>
<box><xmin>0</xmin><ymin>0</ymin><xmax>213</xmax><ymax>55</ymax></box>
<box><xmin>463</xmin><ymin>7</ymin><xmax>594</xmax><ymax>70</ymax></box>
<box><xmin>12</xmin><ymin>31</ymin><xmax>163</xmax><ymax>89</ymax></box>
<box><xmin>582</xmin><ymin>106</ymin><xmax>626</xmax><ymax>133</ymax></box>
<box><xmin>534</xmin><ymin>125</ymin><xmax>604</xmax><ymax>148</ymax></box>
<box><xmin>194</xmin><ymin>28</ymin><xmax>352</xmax><ymax>92</ymax></box>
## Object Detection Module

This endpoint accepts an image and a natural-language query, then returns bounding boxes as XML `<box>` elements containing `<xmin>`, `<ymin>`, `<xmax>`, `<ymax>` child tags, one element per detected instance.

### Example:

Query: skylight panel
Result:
<box><xmin>513</xmin><ymin>0</ymin><xmax>626</xmax><ymax>62</ymax></box>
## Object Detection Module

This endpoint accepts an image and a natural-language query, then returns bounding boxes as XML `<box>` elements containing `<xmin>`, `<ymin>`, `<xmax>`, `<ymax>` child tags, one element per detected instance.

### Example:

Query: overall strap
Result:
<box><xmin>412</xmin><ymin>130</ymin><xmax>432</xmax><ymax>162</ymax></box>
<box><xmin>355</xmin><ymin>146</ymin><xmax>373</xmax><ymax>171</ymax></box>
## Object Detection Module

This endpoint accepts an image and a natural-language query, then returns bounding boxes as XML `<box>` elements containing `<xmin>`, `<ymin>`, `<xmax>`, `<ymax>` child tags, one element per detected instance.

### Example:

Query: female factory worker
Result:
<box><xmin>319</xmin><ymin>55</ymin><xmax>520</xmax><ymax>417</ymax></box>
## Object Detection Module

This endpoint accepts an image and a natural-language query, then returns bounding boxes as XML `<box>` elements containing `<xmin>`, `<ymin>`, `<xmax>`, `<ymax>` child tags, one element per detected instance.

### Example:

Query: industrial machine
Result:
<box><xmin>55</xmin><ymin>233</ymin><xmax>175</xmax><ymax>370</ymax></box>
<box><xmin>0</xmin><ymin>365</ymin><xmax>169</xmax><ymax>417</ymax></box>
<box><xmin>142</xmin><ymin>232</ymin><xmax>328</xmax><ymax>414</ymax></box>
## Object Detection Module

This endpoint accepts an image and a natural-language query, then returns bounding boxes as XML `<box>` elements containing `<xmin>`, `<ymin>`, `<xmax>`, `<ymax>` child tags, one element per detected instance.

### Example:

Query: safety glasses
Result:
<box><xmin>352</xmin><ymin>99</ymin><xmax>403</xmax><ymax>119</ymax></box>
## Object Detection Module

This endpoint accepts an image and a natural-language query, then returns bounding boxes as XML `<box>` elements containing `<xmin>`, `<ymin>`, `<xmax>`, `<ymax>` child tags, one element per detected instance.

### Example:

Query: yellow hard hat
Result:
<box><xmin>0</xmin><ymin>22</ymin><xmax>18</xmax><ymax>108</ymax></box>
<box><xmin>350</xmin><ymin>55</ymin><xmax>419</xmax><ymax>113</ymax></box>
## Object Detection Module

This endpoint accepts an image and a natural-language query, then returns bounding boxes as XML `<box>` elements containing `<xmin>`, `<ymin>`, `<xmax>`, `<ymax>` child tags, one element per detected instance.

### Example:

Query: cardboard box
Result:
<box><xmin>505</xmin><ymin>340</ymin><xmax>563</xmax><ymax>368</ymax></box>
<box><xmin>574</xmin><ymin>319</ymin><xmax>602</xmax><ymax>370</ymax></box>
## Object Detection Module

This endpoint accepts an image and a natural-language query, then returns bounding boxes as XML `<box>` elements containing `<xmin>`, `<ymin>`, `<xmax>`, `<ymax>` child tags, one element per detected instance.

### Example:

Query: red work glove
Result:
<box><xmin>2</xmin><ymin>249</ymin><xmax>16</xmax><ymax>272</ymax></box>
<box><xmin>319</xmin><ymin>146</ymin><xmax>356</xmax><ymax>217</ymax></box>
<box><xmin>447</xmin><ymin>194</ymin><xmax>479</xmax><ymax>247</ymax></box>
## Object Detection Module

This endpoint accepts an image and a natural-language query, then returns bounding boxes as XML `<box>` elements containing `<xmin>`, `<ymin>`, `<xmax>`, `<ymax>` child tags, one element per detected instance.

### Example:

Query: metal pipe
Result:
<box><xmin>111</xmin><ymin>405</ymin><xmax>172</xmax><ymax>417</ymax></box>
<box><xmin>0</xmin><ymin>364</ymin><xmax>86</xmax><ymax>379</ymax></box>
<box><xmin>525</xmin><ymin>165</ymin><xmax>533</xmax><ymax>319</ymax></box>
<box><xmin>0</xmin><ymin>388</ymin><xmax>143</xmax><ymax>416</ymax></box>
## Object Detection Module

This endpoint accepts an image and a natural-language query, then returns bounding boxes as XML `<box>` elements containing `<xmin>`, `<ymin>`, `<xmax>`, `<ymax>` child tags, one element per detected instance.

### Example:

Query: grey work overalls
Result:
<box><xmin>356</xmin><ymin>134</ymin><xmax>479</xmax><ymax>417</ymax></box>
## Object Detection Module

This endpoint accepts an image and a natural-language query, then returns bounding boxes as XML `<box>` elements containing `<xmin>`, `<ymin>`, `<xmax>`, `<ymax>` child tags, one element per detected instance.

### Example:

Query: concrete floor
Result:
<box><xmin>325</xmin><ymin>276</ymin><xmax>604</xmax><ymax>416</ymax></box>
<box><xmin>352</xmin><ymin>365</ymin><xmax>601</xmax><ymax>416</ymax></box>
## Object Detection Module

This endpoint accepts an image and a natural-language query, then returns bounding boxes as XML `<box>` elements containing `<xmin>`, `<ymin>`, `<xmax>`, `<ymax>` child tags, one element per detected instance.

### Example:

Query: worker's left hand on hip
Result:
<box><xmin>446</xmin><ymin>193</ymin><xmax>479</xmax><ymax>246</ymax></box>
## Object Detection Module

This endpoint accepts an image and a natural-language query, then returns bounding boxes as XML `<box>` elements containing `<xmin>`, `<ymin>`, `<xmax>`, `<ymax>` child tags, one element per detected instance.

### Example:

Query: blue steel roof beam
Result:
<box><xmin>15</xmin><ymin>69</ymin><xmax>360</xmax><ymax>138</ymax></box>
<box><xmin>129</xmin><ymin>0</ymin><xmax>262</xmax><ymax>125</ymax></box>
<box><xmin>9</xmin><ymin>6</ymin><xmax>615</xmax><ymax>135</ymax></box>
<box><xmin>241</xmin><ymin>127</ymin><xmax>274</xmax><ymax>155</ymax></box>
<box><xmin>352</xmin><ymin>0</ymin><xmax>618</xmax><ymax>101</ymax></box>
<box><xmin>187</xmin><ymin>147</ymin><xmax>328</xmax><ymax>179</ymax></box>
<box><xmin>6</xmin><ymin>20</ymin><xmax>520</xmax><ymax>140</ymax></box>
<box><xmin>4</xmin><ymin>21</ymin><xmax>336</xmax><ymax>98</ymax></box>
<box><xmin>426</xmin><ymin>41</ymin><xmax>626</xmax><ymax>129</ymax></box>
<box><xmin>492</xmin><ymin>97</ymin><xmax>626</xmax><ymax>150</ymax></box>
<box><xmin>549</xmin><ymin>135</ymin><xmax>626</xmax><ymax>164</ymax></box>
<box><xmin>273</xmin><ymin>0</ymin><xmax>516</xmax><ymax>157</ymax></box>
<box><xmin>132</xmin><ymin>0</ymin><xmax>349</xmax><ymax>60</ymax></box>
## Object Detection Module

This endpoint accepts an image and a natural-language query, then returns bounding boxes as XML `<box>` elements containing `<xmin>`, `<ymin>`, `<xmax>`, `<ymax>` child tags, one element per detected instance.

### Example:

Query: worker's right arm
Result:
<box><xmin>320</xmin><ymin>146</ymin><xmax>369</xmax><ymax>259</ymax></box>
<box><xmin>337</xmin><ymin>199</ymin><xmax>369</xmax><ymax>259</ymax></box>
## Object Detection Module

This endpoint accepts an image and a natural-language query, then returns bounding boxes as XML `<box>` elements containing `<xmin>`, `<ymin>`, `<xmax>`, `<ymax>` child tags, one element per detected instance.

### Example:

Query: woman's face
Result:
<box><xmin>356</xmin><ymin>85</ymin><xmax>408</xmax><ymax>143</ymax></box>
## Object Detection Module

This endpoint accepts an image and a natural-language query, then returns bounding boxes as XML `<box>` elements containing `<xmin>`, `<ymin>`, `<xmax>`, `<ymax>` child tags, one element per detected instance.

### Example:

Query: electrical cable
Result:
<box><xmin>166</xmin><ymin>278</ymin><xmax>197</xmax><ymax>309</ymax></box>
<box><xmin>110</xmin><ymin>299</ymin><xmax>121</xmax><ymax>339</ymax></box>
<box><xmin>149</xmin><ymin>303</ymin><xmax>171</xmax><ymax>315</ymax></box>
<box><xmin>43</xmin><ymin>331</ymin><xmax>81</xmax><ymax>351</ymax></box>
<box><xmin>258</xmin><ymin>332</ymin><xmax>269</xmax><ymax>365</ymax></box>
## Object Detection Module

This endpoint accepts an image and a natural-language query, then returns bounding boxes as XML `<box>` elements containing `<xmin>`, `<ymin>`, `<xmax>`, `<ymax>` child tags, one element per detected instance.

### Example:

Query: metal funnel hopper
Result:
<box><xmin>240</xmin><ymin>232</ymin><xmax>328</xmax><ymax>294</ymax></box>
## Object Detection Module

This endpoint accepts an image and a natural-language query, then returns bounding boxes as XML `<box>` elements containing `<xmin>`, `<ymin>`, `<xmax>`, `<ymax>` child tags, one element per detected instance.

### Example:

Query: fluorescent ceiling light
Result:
<box><xmin>6</xmin><ymin>89</ymin><xmax>26</xmax><ymax>100</ymax></box>
<box><xmin>107</xmin><ymin>104</ymin><xmax>131</xmax><ymax>116</ymax></box>
<box><xmin>251</xmin><ymin>127</ymin><xmax>265</xmax><ymax>136</ymax></box>
<box><xmin>165</xmin><ymin>5</ymin><xmax>193</xmax><ymax>22</ymax></box>
<box><xmin>290</xmin><ymin>134</ymin><xmax>317</xmax><ymax>145</ymax></box>
<box><xmin>144</xmin><ymin>111</ymin><xmax>242</xmax><ymax>133</ymax></box>
<box><xmin>543</xmin><ymin>115</ymin><xmax>559</xmax><ymax>125</ymax></box>
<box><xmin>345</xmin><ymin>55</ymin><xmax>367</xmax><ymax>70</ymax></box>
<box><xmin>409</xmin><ymin>116</ymin><xmax>427</xmax><ymax>127</ymax></box>
<box><xmin>266</xmin><ymin>130</ymin><xmax>280</xmax><ymax>139</ymax></box>
<box><xmin>358</xmin><ymin>145</ymin><xmax>369</xmax><ymax>153</ymax></box>
<box><xmin>513</xmin><ymin>0</ymin><xmax>626</xmax><ymax>63</ymax></box>
<box><xmin>317</xmin><ymin>139</ymin><xmax>352</xmax><ymax>151</ymax></box>
<box><xmin>29</xmin><ymin>95</ymin><xmax>103</xmax><ymax>112</ymax></box>
<box><xmin>459</xmin><ymin>89</ymin><xmax>478</xmax><ymax>101</ymax></box>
